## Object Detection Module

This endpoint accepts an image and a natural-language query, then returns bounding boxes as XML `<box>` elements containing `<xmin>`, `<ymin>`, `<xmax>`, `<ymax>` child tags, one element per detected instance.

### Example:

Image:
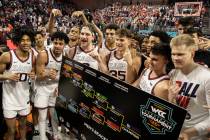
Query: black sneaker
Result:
<box><xmin>33</xmin><ymin>130</ymin><xmax>40</xmax><ymax>136</ymax></box>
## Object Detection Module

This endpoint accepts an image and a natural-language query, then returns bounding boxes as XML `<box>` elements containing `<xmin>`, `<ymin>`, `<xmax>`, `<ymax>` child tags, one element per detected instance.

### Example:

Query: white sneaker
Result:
<box><xmin>53</xmin><ymin>133</ymin><xmax>62</xmax><ymax>140</ymax></box>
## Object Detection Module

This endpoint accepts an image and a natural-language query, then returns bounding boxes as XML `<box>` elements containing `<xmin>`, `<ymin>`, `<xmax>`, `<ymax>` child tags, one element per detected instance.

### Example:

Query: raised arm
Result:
<box><xmin>47</xmin><ymin>9</ymin><xmax>62</xmax><ymax>35</ymax></box>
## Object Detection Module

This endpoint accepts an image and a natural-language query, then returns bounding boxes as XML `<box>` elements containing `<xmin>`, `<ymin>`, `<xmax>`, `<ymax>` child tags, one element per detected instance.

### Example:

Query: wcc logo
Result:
<box><xmin>140</xmin><ymin>99</ymin><xmax>176</xmax><ymax>135</ymax></box>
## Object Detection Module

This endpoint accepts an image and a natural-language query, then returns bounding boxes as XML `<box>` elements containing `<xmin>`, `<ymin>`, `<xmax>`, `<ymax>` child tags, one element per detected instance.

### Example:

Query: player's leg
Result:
<box><xmin>4</xmin><ymin>110</ymin><xmax>17</xmax><ymax>140</ymax></box>
<box><xmin>18</xmin><ymin>107</ymin><xmax>31</xmax><ymax>140</ymax></box>
<box><xmin>34</xmin><ymin>94</ymin><xmax>49</xmax><ymax>140</ymax></box>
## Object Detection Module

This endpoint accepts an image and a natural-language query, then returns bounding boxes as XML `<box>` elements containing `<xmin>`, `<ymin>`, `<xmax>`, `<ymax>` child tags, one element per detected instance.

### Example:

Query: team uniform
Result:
<box><xmin>138</xmin><ymin>68</ymin><xmax>169</xmax><ymax>94</ymax></box>
<box><xmin>3</xmin><ymin>50</ymin><xmax>33</xmax><ymax>118</ymax></box>
<box><xmin>73</xmin><ymin>46</ymin><xmax>99</xmax><ymax>70</ymax></box>
<box><xmin>34</xmin><ymin>48</ymin><xmax>62</xmax><ymax>108</ymax></box>
<box><xmin>108</xmin><ymin>51</ymin><xmax>127</xmax><ymax>82</ymax></box>
<box><xmin>30</xmin><ymin>47</ymin><xmax>45</xmax><ymax>103</ymax></box>
<box><xmin>31</xmin><ymin>47</ymin><xmax>39</xmax><ymax>57</ymax></box>
<box><xmin>99</xmin><ymin>40</ymin><xmax>116</xmax><ymax>56</ymax></box>
<box><xmin>170</xmin><ymin>65</ymin><xmax>210</xmax><ymax>140</ymax></box>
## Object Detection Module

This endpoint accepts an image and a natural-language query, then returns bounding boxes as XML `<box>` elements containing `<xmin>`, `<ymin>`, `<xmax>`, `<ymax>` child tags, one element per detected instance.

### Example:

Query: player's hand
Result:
<box><xmin>168</xmin><ymin>81</ymin><xmax>181</xmax><ymax>103</ymax></box>
<box><xmin>52</xmin><ymin>9</ymin><xmax>62</xmax><ymax>17</ymax></box>
<box><xmin>47</xmin><ymin>69</ymin><xmax>57</xmax><ymax>80</ymax></box>
<box><xmin>89</xmin><ymin>50</ymin><xmax>101</xmax><ymax>62</ymax></box>
<box><xmin>29</xmin><ymin>71</ymin><xmax>36</xmax><ymax>80</ymax></box>
<box><xmin>144</xmin><ymin>57</ymin><xmax>150</xmax><ymax>69</ymax></box>
<box><xmin>71</xmin><ymin>11</ymin><xmax>84</xmax><ymax>18</ymax></box>
<box><xmin>123</xmin><ymin>47</ymin><xmax>133</xmax><ymax>66</ymax></box>
<box><xmin>53</xmin><ymin>87</ymin><xmax>59</xmax><ymax>97</ymax></box>
<box><xmin>178</xmin><ymin>132</ymin><xmax>190</xmax><ymax>140</ymax></box>
<box><xmin>4</xmin><ymin>72</ymin><xmax>19</xmax><ymax>82</ymax></box>
<box><xmin>203</xmin><ymin>105</ymin><xmax>210</xmax><ymax>109</ymax></box>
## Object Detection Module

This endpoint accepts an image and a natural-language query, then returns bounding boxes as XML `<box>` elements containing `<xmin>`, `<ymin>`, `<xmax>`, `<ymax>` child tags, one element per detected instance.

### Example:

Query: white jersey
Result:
<box><xmin>36</xmin><ymin>48</ymin><xmax>62</xmax><ymax>96</ymax></box>
<box><xmin>63</xmin><ymin>45</ymin><xmax>74</xmax><ymax>57</ymax></box>
<box><xmin>31</xmin><ymin>47</ymin><xmax>39</xmax><ymax>58</ymax></box>
<box><xmin>73</xmin><ymin>46</ymin><xmax>99</xmax><ymax>70</ymax></box>
<box><xmin>99</xmin><ymin>40</ymin><xmax>116</xmax><ymax>56</ymax></box>
<box><xmin>3</xmin><ymin>50</ymin><xmax>33</xmax><ymax>110</ymax></box>
<box><xmin>108</xmin><ymin>51</ymin><xmax>127</xmax><ymax>81</ymax></box>
<box><xmin>170</xmin><ymin>65</ymin><xmax>210</xmax><ymax>138</ymax></box>
<box><xmin>139</xmin><ymin>69</ymin><xmax>169</xmax><ymax>94</ymax></box>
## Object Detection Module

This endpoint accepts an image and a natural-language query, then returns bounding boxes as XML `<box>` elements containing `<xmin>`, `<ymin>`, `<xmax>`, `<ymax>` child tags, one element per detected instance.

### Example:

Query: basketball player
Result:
<box><xmin>129</xmin><ymin>33</ymin><xmax>143</xmax><ymax>77</ymax></box>
<box><xmin>142</xmin><ymin>31</ymin><xmax>171</xmax><ymax>72</ymax></box>
<box><xmin>105</xmin><ymin>28</ymin><xmax>137</xmax><ymax>84</ymax></box>
<box><xmin>177</xmin><ymin>17</ymin><xmax>194</xmax><ymax>35</ymax></box>
<box><xmin>0</xmin><ymin>26</ymin><xmax>35</xmax><ymax>140</ymax></box>
<box><xmin>169</xmin><ymin>34</ymin><xmax>210</xmax><ymax>140</ymax></box>
<box><xmin>132</xmin><ymin>43</ymin><xmax>171</xmax><ymax>101</ymax></box>
<box><xmin>71</xmin><ymin>10</ymin><xmax>103</xmax><ymax>48</ymax></box>
<box><xmin>147</xmin><ymin>31</ymin><xmax>171</xmax><ymax>56</ymax></box>
<box><xmin>67</xmin><ymin>26</ymin><xmax>80</xmax><ymax>48</ymax></box>
<box><xmin>47</xmin><ymin>9</ymin><xmax>62</xmax><ymax>35</ymax></box>
<box><xmin>99</xmin><ymin>24</ymin><xmax>119</xmax><ymax>55</ymax></box>
<box><xmin>34</xmin><ymin>31</ymin><xmax>69</xmax><ymax>140</ymax></box>
<box><xmin>68</xmin><ymin>25</ymin><xmax>106</xmax><ymax>71</ymax></box>
<box><xmin>31</xmin><ymin>31</ymin><xmax>46</xmax><ymax>136</ymax></box>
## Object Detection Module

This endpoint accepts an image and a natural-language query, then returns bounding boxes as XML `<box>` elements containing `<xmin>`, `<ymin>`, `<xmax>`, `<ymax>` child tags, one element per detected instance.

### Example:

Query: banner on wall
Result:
<box><xmin>56</xmin><ymin>57</ymin><xmax>187</xmax><ymax>140</ymax></box>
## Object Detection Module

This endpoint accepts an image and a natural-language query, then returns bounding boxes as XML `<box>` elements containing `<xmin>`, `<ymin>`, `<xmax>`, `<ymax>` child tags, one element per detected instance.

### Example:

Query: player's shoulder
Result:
<box><xmin>197</xmin><ymin>65</ymin><xmax>210</xmax><ymax>79</ymax></box>
<box><xmin>0</xmin><ymin>51</ymin><xmax>11</xmax><ymax>64</ymax></box>
<box><xmin>38</xmin><ymin>50</ymin><xmax>48</xmax><ymax>58</ymax></box>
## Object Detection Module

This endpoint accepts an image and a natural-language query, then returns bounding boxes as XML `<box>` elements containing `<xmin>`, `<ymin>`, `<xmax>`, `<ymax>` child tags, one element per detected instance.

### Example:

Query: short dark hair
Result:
<box><xmin>35</xmin><ymin>31</ymin><xmax>45</xmax><ymax>37</ymax></box>
<box><xmin>178</xmin><ymin>17</ymin><xmax>194</xmax><ymax>27</ymax></box>
<box><xmin>151</xmin><ymin>43</ymin><xmax>171</xmax><ymax>60</ymax></box>
<box><xmin>104</xmin><ymin>23</ymin><xmax>119</xmax><ymax>32</ymax></box>
<box><xmin>131</xmin><ymin>32</ymin><xmax>144</xmax><ymax>46</ymax></box>
<box><xmin>185</xmin><ymin>27</ymin><xmax>203</xmax><ymax>37</ymax></box>
<box><xmin>149</xmin><ymin>30</ymin><xmax>171</xmax><ymax>44</ymax></box>
<box><xmin>11</xmin><ymin>26</ymin><xmax>35</xmax><ymax>45</ymax></box>
<box><xmin>51</xmin><ymin>31</ymin><xmax>69</xmax><ymax>44</ymax></box>
<box><xmin>68</xmin><ymin>25</ymin><xmax>81</xmax><ymax>34</ymax></box>
<box><xmin>115</xmin><ymin>28</ymin><xmax>131</xmax><ymax>38</ymax></box>
<box><xmin>151</xmin><ymin>43</ymin><xmax>174</xmax><ymax>73</ymax></box>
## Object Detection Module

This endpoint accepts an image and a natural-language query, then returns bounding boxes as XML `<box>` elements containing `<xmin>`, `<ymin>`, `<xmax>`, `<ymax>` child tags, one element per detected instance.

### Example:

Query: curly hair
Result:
<box><xmin>11</xmin><ymin>26</ymin><xmax>35</xmax><ymax>45</ymax></box>
<box><xmin>51</xmin><ymin>31</ymin><xmax>69</xmax><ymax>44</ymax></box>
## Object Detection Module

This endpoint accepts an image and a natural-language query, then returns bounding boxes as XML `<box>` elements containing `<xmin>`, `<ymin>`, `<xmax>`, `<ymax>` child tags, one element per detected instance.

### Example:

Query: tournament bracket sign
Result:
<box><xmin>56</xmin><ymin>57</ymin><xmax>187</xmax><ymax>140</ymax></box>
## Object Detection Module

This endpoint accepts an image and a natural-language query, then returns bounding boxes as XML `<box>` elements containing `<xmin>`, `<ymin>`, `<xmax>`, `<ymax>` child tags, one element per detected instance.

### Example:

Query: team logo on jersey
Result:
<box><xmin>140</xmin><ymin>99</ymin><xmax>176</xmax><ymax>135</ymax></box>
<box><xmin>175</xmin><ymin>81</ymin><xmax>200</xmax><ymax>109</ymax></box>
<box><xmin>176</xmin><ymin>81</ymin><xmax>200</xmax><ymax>98</ymax></box>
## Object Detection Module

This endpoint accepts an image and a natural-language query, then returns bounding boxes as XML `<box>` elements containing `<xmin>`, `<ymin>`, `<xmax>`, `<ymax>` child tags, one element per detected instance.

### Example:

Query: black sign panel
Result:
<box><xmin>56</xmin><ymin>57</ymin><xmax>187</xmax><ymax>140</ymax></box>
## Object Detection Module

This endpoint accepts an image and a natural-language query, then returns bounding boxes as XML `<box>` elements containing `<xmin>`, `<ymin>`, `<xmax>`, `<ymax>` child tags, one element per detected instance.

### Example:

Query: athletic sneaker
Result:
<box><xmin>33</xmin><ymin>129</ymin><xmax>40</xmax><ymax>136</ymax></box>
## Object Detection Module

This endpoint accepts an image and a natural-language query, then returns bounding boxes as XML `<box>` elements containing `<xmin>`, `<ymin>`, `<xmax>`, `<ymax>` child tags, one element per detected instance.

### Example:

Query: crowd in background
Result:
<box><xmin>0</xmin><ymin>0</ymin><xmax>209</xmax><ymax>48</ymax></box>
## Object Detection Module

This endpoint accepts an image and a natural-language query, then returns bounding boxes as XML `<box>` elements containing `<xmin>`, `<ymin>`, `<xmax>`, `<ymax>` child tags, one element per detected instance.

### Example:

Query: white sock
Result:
<box><xmin>49</xmin><ymin>107</ymin><xmax>59</xmax><ymax>137</ymax></box>
<box><xmin>38</xmin><ymin>109</ymin><xmax>48</xmax><ymax>140</ymax></box>
<box><xmin>34</xmin><ymin>124</ymin><xmax>39</xmax><ymax>131</ymax></box>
